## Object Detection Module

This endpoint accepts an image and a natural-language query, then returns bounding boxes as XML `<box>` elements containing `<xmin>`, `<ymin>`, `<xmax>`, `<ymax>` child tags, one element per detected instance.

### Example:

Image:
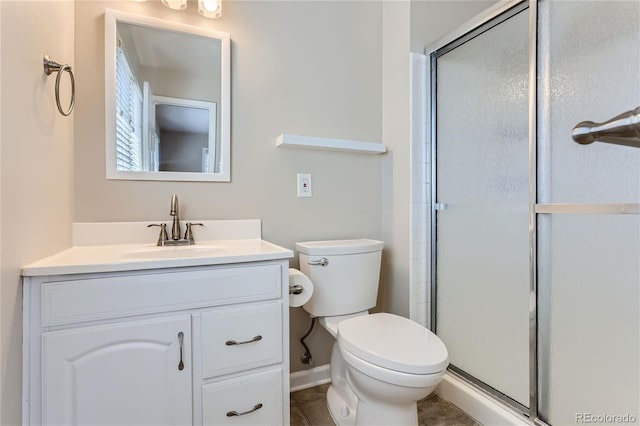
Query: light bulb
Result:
<box><xmin>161</xmin><ymin>0</ymin><xmax>187</xmax><ymax>11</ymax></box>
<box><xmin>202</xmin><ymin>0</ymin><xmax>218</xmax><ymax>12</ymax></box>
<box><xmin>198</xmin><ymin>0</ymin><xmax>222</xmax><ymax>18</ymax></box>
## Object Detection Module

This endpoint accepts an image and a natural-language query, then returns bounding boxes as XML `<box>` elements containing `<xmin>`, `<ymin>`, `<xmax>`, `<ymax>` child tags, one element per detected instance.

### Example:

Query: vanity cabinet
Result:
<box><xmin>23</xmin><ymin>260</ymin><xmax>290</xmax><ymax>426</ymax></box>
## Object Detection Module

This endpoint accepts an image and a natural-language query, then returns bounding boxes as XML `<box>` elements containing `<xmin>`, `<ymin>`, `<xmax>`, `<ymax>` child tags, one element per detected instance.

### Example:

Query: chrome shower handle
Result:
<box><xmin>572</xmin><ymin>106</ymin><xmax>640</xmax><ymax>148</ymax></box>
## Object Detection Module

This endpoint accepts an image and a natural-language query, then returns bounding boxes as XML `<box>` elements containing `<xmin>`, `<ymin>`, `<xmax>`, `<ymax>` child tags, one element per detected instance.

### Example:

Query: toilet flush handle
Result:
<box><xmin>308</xmin><ymin>257</ymin><xmax>329</xmax><ymax>267</ymax></box>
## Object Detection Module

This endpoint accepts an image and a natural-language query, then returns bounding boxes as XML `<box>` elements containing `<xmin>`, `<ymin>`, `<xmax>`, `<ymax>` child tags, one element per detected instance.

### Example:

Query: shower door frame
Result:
<box><xmin>427</xmin><ymin>0</ymin><xmax>541</xmax><ymax>422</ymax></box>
<box><xmin>429</xmin><ymin>1</ymin><xmax>640</xmax><ymax>424</ymax></box>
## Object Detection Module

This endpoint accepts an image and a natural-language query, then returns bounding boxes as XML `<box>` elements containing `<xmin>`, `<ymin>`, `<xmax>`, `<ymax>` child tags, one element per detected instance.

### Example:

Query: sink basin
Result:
<box><xmin>121</xmin><ymin>245</ymin><xmax>226</xmax><ymax>260</ymax></box>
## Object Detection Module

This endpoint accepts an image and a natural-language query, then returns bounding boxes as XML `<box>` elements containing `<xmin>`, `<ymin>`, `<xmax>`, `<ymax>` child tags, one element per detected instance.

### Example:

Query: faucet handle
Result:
<box><xmin>147</xmin><ymin>223</ymin><xmax>169</xmax><ymax>246</ymax></box>
<box><xmin>184</xmin><ymin>222</ymin><xmax>204</xmax><ymax>243</ymax></box>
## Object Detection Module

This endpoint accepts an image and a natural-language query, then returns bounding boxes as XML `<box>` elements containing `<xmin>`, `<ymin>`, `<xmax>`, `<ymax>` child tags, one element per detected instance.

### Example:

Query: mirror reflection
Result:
<box><xmin>155</xmin><ymin>98</ymin><xmax>216</xmax><ymax>172</ymax></box>
<box><xmin>105</xmin><ymin>10</ymin><xmax>230</xmax><ymax>182</ymax></box>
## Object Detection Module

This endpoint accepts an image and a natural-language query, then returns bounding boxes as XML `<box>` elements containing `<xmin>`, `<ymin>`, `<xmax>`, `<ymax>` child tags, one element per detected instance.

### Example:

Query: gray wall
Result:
<box><xmin>0</xmin><ymin>1</ymin><xmax>500</xmax><ymax>424</ymax></box>
<box><xmin>74</xmin><ymin>0</ymin><xmax>384</xmax><ymax>374</ymax></box>
<box><xmin>0</xmin><ymin>2</ymin><xmax>75</xmax><ymax>425</ymax></box>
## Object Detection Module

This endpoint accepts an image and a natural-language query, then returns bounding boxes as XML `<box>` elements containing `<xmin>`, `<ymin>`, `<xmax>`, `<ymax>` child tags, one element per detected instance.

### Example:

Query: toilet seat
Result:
<box><xmin>339</xmin><ymin>346</ymin><xmax>446</xmax><ymax>388</ymax></box>
<box><xmin>337</xmin><ymin>313</ymin><xmax>448</xmax><ymax>375</ymax></box>
<box><xmin>319</xmin><ymin>311</ymin><xmax>369</xmax><ymax>338</ymax></box>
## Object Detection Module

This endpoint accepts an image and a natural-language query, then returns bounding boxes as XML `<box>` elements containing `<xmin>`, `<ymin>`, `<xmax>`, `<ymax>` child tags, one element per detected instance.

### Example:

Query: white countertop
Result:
<box><xmin>22</xmin><ymin>239</ymin><xmax>293</xmax><ymax>276</ymax></box>
<box><xmin>22</xmin><ymin>220</ymin><xmax>293</xmax><ymax>276</ymax></box>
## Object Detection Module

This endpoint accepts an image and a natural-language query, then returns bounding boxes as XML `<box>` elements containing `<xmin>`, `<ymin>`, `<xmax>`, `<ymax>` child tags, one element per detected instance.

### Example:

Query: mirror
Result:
<box><xmin>105</xmin><ymin>9</ymin><xmax>230</xmax><ymax>182</ymax></box>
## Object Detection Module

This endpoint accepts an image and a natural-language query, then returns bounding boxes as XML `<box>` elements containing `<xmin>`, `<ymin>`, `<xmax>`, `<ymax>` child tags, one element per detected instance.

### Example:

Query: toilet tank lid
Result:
<box><xmin>296</xmin><ymin>239</ymin><xmax>383</xmax><ymax>256</ymax></box>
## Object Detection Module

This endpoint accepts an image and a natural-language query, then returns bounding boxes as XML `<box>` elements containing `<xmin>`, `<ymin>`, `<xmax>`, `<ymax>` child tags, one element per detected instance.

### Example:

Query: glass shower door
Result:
<box><xmin>536</xmin><ymin>1</ymin><xmax>640</xmax><ymax>424</ymax></box>
<box><xmin>433</xmin><ymin>7</ymin><xmax>530</xmax><ymax>408</ymax></box>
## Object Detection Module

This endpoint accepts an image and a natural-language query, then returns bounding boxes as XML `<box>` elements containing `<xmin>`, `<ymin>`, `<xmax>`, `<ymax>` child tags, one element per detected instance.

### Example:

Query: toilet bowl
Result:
<box><xmin>320</xmin><ymin>312</ymin><xmax>448</xmax><ymax>426</ymax></box>
<box><xmin>297</xmin><ymin>239</ymin><xmax>449</xmax><ymax>426</ymax></box>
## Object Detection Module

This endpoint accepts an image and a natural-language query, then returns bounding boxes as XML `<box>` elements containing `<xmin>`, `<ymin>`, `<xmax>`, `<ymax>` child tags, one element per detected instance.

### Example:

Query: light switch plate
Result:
<box><xmin>297</xmin><ymin>174</ymin><xmax>312</xmax><ymax>197</ymax></box>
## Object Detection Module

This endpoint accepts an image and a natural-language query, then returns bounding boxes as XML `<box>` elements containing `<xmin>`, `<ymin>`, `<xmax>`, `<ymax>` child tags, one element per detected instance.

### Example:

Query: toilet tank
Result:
<box><xmin>296</xmin><ymin>239</ymin><xmax>384</xmax><ymax>317</ymax></box>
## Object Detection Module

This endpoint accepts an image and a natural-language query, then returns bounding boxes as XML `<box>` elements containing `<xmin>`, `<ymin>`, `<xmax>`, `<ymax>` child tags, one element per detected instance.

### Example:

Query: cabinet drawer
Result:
<box><xmin>42</xmin><ymin>264</ymin><xmax>281</xmax><ymax>326</ymax></box>
<box><xmin>202</xmin><ymin>368</ymin><xmax>283</xmax><ymax>426</ymax></box>
<box><xmin>201</xmin><ymin>302</ymin><xmax>282</xmax><ymax>378</ymax></box>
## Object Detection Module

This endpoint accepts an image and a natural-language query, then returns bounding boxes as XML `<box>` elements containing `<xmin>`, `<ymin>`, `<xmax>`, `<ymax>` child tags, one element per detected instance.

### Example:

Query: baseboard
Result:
<box><xmin>290</xmin><ymin>364</ymin><xmax>331</xmax><ymax>393</ymax></box>
<box><xmin>436</xmin><ymin>372</ymin><xmax>530</xmax><ymax>426</ymax></box>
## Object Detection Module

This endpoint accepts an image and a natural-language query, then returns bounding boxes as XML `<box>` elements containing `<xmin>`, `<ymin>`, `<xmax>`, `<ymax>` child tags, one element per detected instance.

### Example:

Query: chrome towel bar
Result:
<box><xmin>572</xmin><ymin>106</ymin><xmax>640</xmax><ymax>148</ymax></box>
<box><xmin>43</xmin><ymin>54</ymin><xmax>75</xmax><ymax>117</ymax></box>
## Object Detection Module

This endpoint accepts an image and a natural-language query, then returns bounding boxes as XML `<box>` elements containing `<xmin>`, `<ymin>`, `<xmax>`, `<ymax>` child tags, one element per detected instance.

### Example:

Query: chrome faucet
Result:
<box><xmin>170</xmin><ymin>194</ymin><xmax>181</xmax><ymax>241</ymax></box>
<box><xmin>148</xmin><ymin>195</ymin><xmax>203</xmax><ymax>246</ymax></box>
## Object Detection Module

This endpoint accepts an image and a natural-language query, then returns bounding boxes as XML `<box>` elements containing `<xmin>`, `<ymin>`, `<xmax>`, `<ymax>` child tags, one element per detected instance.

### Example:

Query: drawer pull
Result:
<box><xmin>178</xmin><ymin>331</ymin><xmax>185</xmax><ymax>371</ymax></box>
<box><xmin>225</xmin><ymin>335</ymin><xmax>263</xmax><ymax>346</ymax></box>
<box><xmin>226</xmin><ymin>403</ymin><xmax>263</xmax><ymax>417</ymax></box>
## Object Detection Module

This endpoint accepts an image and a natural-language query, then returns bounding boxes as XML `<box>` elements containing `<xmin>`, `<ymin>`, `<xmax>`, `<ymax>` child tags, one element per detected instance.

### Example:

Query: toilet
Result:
<box><xmin>297</xmin><ymin>239</ymin><xmax>449</xmax><ymax>426</ymax></box>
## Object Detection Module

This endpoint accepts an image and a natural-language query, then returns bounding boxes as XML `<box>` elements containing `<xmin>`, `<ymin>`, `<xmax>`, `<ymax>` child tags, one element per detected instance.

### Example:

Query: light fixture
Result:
<box><xmin>161</xmin><ymin>0</ymin><xmax>187</xmax><ymax>11</ymax></box>
<box><xmin>198</xmin><ymin>0</ymin><xmax>222</xmax><ymax>19</ymax></box>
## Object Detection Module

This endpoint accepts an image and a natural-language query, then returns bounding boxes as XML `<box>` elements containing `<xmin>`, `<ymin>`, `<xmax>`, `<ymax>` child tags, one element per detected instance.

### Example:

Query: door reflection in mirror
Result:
<box><xmin>155</xmin><ymin>100</ymin><xmax>216</xmax><ymax>173</ymax></box>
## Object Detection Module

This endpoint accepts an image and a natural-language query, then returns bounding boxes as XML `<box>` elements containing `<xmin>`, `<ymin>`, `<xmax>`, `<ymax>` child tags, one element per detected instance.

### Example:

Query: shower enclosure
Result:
<box><xmin>429</xmin><ymin>1</ymin><xmax>639</xmax><ymax>424</ymax></box>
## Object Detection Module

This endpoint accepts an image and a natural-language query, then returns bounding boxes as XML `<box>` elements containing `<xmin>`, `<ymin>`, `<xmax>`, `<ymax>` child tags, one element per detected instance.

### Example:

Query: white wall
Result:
<box><xmin>0</xmin><ymin>4</ymin><xmax>3</xmax><ymax>421</ymax></box>
<box><xmin>381</xmin><ymin>0</ymin><xmax>412</xmax><ymax>317</ymax></box>
<box><xmin>74</xmin><ymin>0</ymin><xmax>383</xmax><ymax>374</ymax></box>
<box><xmin>392</xmin><ymin>0</ymin><xmax>496</xmax><ymax>320</ymax></box>
<box><xmin>411</xmin><ymin>0</ymin><xmax>498</xmax><ymax>53</ymax></box>
<box><xmin>0</xmin><ymin>2</ymin><xmax>75</xmax><ymax>425</ymax></box>
<box><xmin>381</xmin><ymin>0</ymin><xmax>496</xmax><ymax>319</ymax></box>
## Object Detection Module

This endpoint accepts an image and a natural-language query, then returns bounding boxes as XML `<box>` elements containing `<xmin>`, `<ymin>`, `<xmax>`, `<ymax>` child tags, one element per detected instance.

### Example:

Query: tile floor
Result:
<box><xmin>290</xmin><ymin>383</ymin><xmax>481</xmax><ymax>426</ymax></box>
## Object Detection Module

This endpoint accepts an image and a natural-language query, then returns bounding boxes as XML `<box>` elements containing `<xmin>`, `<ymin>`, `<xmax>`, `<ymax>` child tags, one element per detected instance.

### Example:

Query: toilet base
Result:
<box><xmin>346</xmin><ymin>366</ymin><xmax>425</xmax><ymax>426</ymax></box>
<box><xmin>326</xmin><ymin>341</ymin><xmax>358</xmax><ymax>425</ymax></box>
<box><xmin>327</xmin><ymin>383</ymin><xmax>357</xmax><ymax>426</ymax></box>
<box><xmin>327</xmin><ymin>381</ymin><xmax>421</xmax><ymax>426</ymax></box>
<box><xmin>325</xmin><ymin>341</ymin><xmax>440</xmax><ymax>426</ymax></box>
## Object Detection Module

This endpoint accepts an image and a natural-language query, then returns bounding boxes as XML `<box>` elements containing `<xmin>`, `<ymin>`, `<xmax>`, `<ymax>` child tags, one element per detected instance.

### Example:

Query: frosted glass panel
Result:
<box><xmin>435</xmin><ymin>10</ymin><xmax>529</xmax><ymax>406</ymax></box>
<box><xmin>538</xmin><ymin>215</ymin><xmax>640</xmax><ymax>424</ymax></box>
<box><xmin>538</xmin><ymin>1</ymin><xmax>640</xmax><ymax>423</ymax></box>
<box><xmin>538</xmin><ymin>1</ymin><xmax>640</xmax><ymax>204</ymax></box>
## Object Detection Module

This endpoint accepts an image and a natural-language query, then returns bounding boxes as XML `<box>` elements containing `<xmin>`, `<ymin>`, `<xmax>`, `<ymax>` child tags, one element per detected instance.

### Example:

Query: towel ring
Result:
<box><xmin>43</xmin><ymin>54</ymin><xmax>75</xmax><ymax>117</ymax></box>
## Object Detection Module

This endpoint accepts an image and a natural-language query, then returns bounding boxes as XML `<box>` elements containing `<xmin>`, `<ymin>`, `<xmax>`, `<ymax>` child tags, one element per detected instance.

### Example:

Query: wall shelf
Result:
<box><xmin>276</xmin><ymin>134</ymin><xmax>386</xmax><ymax>155</ymax></box>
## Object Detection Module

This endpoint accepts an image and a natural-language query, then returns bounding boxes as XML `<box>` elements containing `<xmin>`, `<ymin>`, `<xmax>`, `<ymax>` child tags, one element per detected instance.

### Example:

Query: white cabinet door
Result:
<box><xmin>42</xmin><ymin>315</ymin><xmax>192</xmax><ymax>426</ymax></box>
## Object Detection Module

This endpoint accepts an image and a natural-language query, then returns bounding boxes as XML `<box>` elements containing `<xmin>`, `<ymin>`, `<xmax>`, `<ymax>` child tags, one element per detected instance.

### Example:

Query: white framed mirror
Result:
<box><xmin>104</xmin><ymin>9</ymin><xmax>230</xmax><ymax>182</ymax></box>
